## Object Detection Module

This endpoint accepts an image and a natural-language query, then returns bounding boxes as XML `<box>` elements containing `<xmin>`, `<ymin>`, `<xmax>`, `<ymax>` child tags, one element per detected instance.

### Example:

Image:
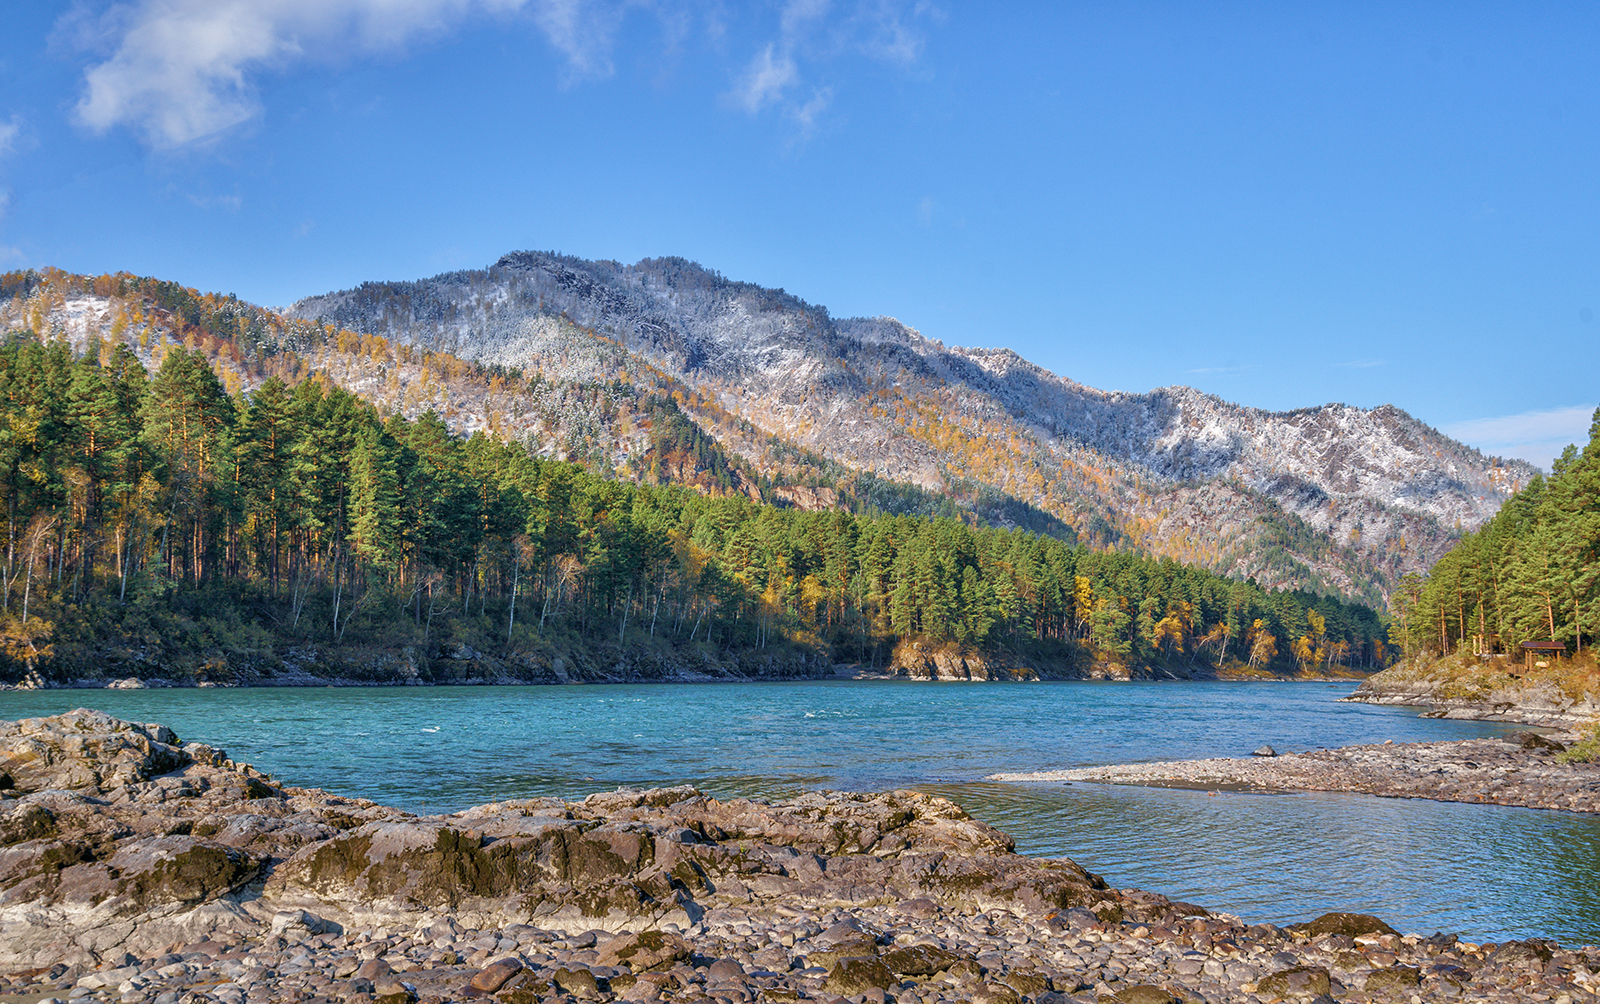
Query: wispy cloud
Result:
<box><xmin>66</xmin><ymin>0</ymin><xmax>940</xmax><ymax>149</ymax></box>
<box><xmin>0</xmin><ymin>117</ymin><xmax>19</xmax><ymax>160</ymax></box>
<box><xmin>733</xmin><ymin>43</ymin><xmax>800</xmax><ymax>113</ymax></box>
<box><xmin>1443</xmin><ymin>404</ymin><xmax>1598</xmax><ymax>471</ymax></box>
<box><xmin>727</xmin><ymin>0</ymin><xmax>934</xmax><ymax>131</ymax></box>
<box><xmin>66</xmin><ymin>0</ymin><xmax>618</xmax><ymax>148</ymax></box>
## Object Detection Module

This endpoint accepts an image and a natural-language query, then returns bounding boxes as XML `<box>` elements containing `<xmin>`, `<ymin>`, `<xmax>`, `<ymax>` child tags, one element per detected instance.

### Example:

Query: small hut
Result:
<box><xmin>1519</xmin><ymin>640</ymin><xmax>1565</xmax><ymax>675</ymax></box>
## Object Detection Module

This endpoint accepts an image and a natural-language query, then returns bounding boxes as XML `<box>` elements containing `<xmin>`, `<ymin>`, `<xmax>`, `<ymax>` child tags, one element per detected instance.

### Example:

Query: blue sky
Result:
<box><xmin>1</xmin><ymin>2</ymin><xmax>1596</xmax><ymax>470</ymax></box>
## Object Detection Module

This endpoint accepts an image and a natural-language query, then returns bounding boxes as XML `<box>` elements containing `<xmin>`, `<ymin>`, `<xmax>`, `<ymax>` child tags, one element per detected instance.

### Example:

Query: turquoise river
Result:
<box><xmin>3</xmin><ymin>680</ymin><xmax>1597</xmax><ymax>945</ymax></box>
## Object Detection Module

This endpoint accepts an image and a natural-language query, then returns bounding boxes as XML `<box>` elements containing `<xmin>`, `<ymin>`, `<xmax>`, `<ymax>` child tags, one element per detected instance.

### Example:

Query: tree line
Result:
<box><xmin>0</xmin><ymin>328</ymin><xmax>1389</xmax><ymax>679</ymax></box>
<box><xmin>1394</xmin><ymin>410</ymin><xmax>1600</xmax><ymax>658</ymax></box>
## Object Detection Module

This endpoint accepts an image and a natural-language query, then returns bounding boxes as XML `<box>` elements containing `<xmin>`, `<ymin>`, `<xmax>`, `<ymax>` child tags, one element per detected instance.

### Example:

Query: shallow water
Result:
<box><xmin>4</xmin><ymin>679</ymin><xmax>1597</xmax><ymax>944</ymax></box>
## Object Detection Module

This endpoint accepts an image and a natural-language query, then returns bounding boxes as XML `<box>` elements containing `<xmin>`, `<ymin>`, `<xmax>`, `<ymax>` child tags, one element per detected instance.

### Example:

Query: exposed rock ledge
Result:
<box><xmin>1344</xmin><ymin>675</ymin><xmax>1600</xmax><ymax>728</ymax></box>
<box><xmin>6</xmin><ymin>711</ymin><xmax>1600</xmax><ymax>1004</ymax></box>
<box><xmin>0</xmin><ymin>710</ymin><xmax>1150</xmax><ymax>972</ymax></box>
<box><xmin>991</xmin><ymin>735</ymin><xmax>1600</xmax><ymax>813</ymax></box>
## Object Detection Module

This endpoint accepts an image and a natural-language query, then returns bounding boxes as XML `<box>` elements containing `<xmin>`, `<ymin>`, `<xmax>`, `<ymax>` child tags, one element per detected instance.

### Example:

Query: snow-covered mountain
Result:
<box><xmin>290</xmin><ymin>251</ymin><xmax>1535</xmax><ymax>605</ymax></box>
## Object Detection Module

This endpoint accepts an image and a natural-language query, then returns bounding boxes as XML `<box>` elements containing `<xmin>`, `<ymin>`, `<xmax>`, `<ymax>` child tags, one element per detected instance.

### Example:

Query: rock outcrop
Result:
<box><xmin>1</xmin><ymin>710</ymin><xmax>1166</xmax><ymax>971</ymax></box>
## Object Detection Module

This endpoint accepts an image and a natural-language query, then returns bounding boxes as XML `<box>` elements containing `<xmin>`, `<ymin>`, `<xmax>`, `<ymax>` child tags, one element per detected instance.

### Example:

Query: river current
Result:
<box><xmin>4</xmin><ymin>680</ymin><xmax>1597</xmax><ymax>945</ymax></box>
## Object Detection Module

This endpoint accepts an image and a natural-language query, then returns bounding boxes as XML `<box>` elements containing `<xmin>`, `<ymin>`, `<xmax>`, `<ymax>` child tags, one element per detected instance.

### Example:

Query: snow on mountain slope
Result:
<box><xmin>290</xmin><ymin>251</ymin><xmax>1536</xmax><ymax>604</ymax></box>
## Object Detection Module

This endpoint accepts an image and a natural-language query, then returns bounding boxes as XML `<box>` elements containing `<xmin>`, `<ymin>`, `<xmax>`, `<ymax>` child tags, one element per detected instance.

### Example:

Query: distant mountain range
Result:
<box><xmin>282</xmin><ymin>251</ymin><xmax>1535</xmax><ymax>607</ymax></box>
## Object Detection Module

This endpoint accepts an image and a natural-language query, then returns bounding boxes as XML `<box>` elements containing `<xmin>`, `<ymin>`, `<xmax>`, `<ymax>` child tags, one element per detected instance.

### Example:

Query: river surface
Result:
<box><xmin>4</xmin><ymin>680</ymin><xmax>1598</xmax><ymax>945</ymax></box>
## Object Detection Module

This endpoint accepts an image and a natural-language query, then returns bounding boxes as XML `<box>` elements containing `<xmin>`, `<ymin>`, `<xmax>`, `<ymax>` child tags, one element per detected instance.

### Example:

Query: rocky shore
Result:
<box><xmin>990</xmin><ymin>733</ymin><xmax>1600</xmax><ymax>814</ymax></box>
<box><xmin>4</xmin><ymin>711</ymin><xmax>1599</xmax><ymax>1004</ymax></box>
<box><xmin>1342</xmin><ymin>657</ymin><xmax>1600</xmax><ymax>729</ymax></box>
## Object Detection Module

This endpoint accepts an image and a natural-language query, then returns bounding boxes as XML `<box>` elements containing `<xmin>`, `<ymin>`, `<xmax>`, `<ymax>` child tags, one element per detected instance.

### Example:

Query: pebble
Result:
<box><xmin>993</xmin><ymin>734</ymin><xmax>1600</xmax><ymax>813</ymax></box>
<box><xmin>6</xmin><ymin>905</ymin><xmax>1597</xmax><ymax>1004</ymax></box>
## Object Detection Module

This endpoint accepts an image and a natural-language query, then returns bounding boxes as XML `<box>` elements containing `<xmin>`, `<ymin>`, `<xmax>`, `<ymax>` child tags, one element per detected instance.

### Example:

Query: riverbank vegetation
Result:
<box><xmin>0</xmin><ymin>320</ymin><xmax>1389</xmax><ymax>684</ymax></box>
<box><xmin>1391</xmin><ymin>409</ymin><xmax>1600</xmax><ymax>660</ymax></box>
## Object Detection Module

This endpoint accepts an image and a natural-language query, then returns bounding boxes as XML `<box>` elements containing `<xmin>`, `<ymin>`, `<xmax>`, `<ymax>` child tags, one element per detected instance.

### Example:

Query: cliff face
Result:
<box><xmin>291</xmin><ymin>252</ymin><xmax>1533</xmax><ymax>605</ymax></box>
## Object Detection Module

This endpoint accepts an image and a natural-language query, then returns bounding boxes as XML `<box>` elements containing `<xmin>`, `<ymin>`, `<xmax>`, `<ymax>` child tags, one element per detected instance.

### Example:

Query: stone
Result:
<box><xmin>705</xmin><ymin>960</ymin><xmax>745</xmax><ymax>982</ymax></box>
<box><xmin>1364</xmin><ymin>965</ymin><xmax>1422</xmax><ymax>992</ymax></box>
<box><xmin>1253</xmin><ymin>746</ymin><xmax>1277</xmax><ymax>757</ymax></box>
<box><xmin>897</xmin><ymin>897</ymin><xmax>940</xmax><ymax>919</ymax></box>
<box><xmin>595</xmin><ymin>932</ymin><xmax>693</xmax><ymax>973</ymax></box>
<box><xmin>997</xmin><ymin>970</ymin><xmax>1050</xmax><ymax>995</ymax></box>
<box><xmin>970</xmin><ymin>981</ymin><xmax>1020</xmax><ymax>1004</ymax></box>
<box><xmin>550</xmin><ymin>967</ymin><xmax>605</xmax><ymax>1000</ymax></box>
<box><xmin>880</xmin><ymin>944</ymin><xmax>966</xmax><ymax>976</ymax></box>
<box><xmin>823</xmin><ymin>957</ymin><xmax>895</xmax><ymax>995</ymax></box>
<box><xmin>1256</xmin><ymin>966</ymin><xmax>1332</xmax><ymax>998</ymax></box>
<box><xmin>1298</xmin><ymin>912</ymin><xmax>1399</xmax><ymax>938</ymax></box>
<box><xmin>356</xmin><ymin>958</ymin><xmax>392</xmax><ymax>980</ymax></box>
<box><xmin>464</xmin><ymin>958</ymin><xmax>523</xmax><ymax>996</ymax></box>
<box><xmin>1518</xmin><ymin>732</ymin><xmax>1567</xmax><ymax>753</ymax></box>
<box><xmin>1110</xmin><ymin>987</ymin><xmax>1177</xmax><ymax>1004</ymax></box>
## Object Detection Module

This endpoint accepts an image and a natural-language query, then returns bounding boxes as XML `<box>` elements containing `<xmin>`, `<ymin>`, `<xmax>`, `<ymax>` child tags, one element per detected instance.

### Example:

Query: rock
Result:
<box><xmin>372</xmin><ymin>977</ymin><xmax>416</xmax><ymax>1000</ymax></box>
<box><xmin>997</xmin><ymin>970</ymin><xmax>1051</xmax><ymax>995</ymax></box>
<box><xmin>551</xmin><ymin>967</ymin><xmax>605</xmax><ymax>1000</ymax></box>
<box><xmin>594</xmin><ymin>932</ymin><xmax>693</xmax><ymax>973</ymax></box>
<box><xmin>1491</xmin><ymin>939</ymin><xmax>1554</xmax><ymax>968</ymax></box>
<box><xmin>1297</xmin><ymin>912</ymin><xmax>1399</xmax><ymax>938</ymax></box>
<box><xmin>464</xmin><ymin>958</ymin><xmax>522</xmax><ymax>996</ymax></box>
<box><xmin>823</xmin><ymin>957</ymin><xmax>895</xmax><ymax>995</ymax></box>
<box><xmin>270</xmin><ymin>909</ymin><xmax>335</xmax><ymax>939</ymax></box>
<box><xmin>356</xmin><ymin>958</ymin><xmax>392</xmax><ymax>980</ymax></box>
<box><xmin>970</xmin><ymin>981</ymin><xmax>1020</xmax><ymax>1004</ymax></box>
<box><xmin>1518</xmin><ymin>732</ymin><xmax>1567</xmax><ymax>753</ymax></box>
<box><xmin>880</xmin><ymin>944</ymin><xmax>965</xmax><ymax>976</ymax></box>
<box><xmin>0</xmin><ymin>709</ymin><xmax>191</xmax><ymax>792</ymax></box>
<box><xmin>1252</xmin><ymin>745</ymin><xmax>1277</xmax><ymax>757</ymax></box>
<box><xmin>896</xmin><ymin>897</ymin><xmax>940</xmax><ymax>919</ymax></box>
<box><xmin>1110</xmin><ymin>987</ymin><xmax>1178</xmax><ymax>1004</ymax></box>
<box><xmin>1364</xmin><ymin>965</ymin><xmax>1422</xmax><ymax>992</ymax></box>
<box><xmin>1256</xmin><ymin>966</ymin><xmax>1332</xmax><ymax>998</ymax></box>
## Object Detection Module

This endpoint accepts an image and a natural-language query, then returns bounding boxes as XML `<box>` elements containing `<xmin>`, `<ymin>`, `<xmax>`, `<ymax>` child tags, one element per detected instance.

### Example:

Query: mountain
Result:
<box><xmin>288</xmin><ymin>251</ymin><xmax>1535</xmax><ymax>606</ymax></box>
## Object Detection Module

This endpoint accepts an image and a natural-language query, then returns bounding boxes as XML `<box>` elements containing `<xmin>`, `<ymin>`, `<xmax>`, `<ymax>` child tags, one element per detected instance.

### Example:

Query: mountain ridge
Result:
<box><xmin>289</xmin><ymin>250</ymin><xmax>1534</xmax><ymax>605</ymax></box>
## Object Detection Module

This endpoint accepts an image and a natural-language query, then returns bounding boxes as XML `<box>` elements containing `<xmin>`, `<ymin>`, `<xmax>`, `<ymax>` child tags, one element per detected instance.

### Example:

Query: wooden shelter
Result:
<box><xmin>1520</xmin><ymin>640</ymin><xmax>1565</xmax><ymax>674</ymax></box>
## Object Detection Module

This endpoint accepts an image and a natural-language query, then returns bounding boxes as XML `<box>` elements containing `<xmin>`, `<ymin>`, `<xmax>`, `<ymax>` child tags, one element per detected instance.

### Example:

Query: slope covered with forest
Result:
<box><xmin>1390</xmin><ymin>410</ymin><xmax>1600</xmax><ymax>658</ymax></box>
<box><xmin>291</xmin><ymin>251</ymin><xmax>1535</xmax><ymax>608</ymax></box>
<box><xmin>0</xmin><ymin>267</ymin><xmax>1387</xmax><ymax>685</ymax></box>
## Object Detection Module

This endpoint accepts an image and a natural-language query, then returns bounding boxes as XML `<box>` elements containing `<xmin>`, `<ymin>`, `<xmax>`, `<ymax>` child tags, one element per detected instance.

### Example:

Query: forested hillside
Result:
<box><xmin>292</xmin><ymin>251</ymin><xmax>1535</xmax><ymax>608</ymax></box>
<box><xmin>1395</xmin><ymin>410</ymin><xmax>1600</xmax><ymax>657</ymax></box>
<box><xmin>0</xmin><ymin>268</ymin><xmax>1387</xmax><ymax>684</ymax></box>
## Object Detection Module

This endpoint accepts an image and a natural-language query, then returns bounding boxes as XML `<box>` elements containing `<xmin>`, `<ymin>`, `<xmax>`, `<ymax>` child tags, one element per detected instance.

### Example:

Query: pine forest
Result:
<box><xmin>0</xmin><ymin>269</ymin><xmax>1390</xmax><ymax>684</ymax></box>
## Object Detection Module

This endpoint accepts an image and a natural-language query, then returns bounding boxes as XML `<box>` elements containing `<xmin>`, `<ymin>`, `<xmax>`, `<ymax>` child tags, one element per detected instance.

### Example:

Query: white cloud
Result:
<box><xmin>1443</xmin><ymin>404</ymin><xmax>1598</xmax><ymax>471</ymax></box>
<box><xmin>728</xmin><ymin>0</ymin><xmax>933</xmax><ymax>126</ymax></box>
<box><xmin>0</xmin><ymin>118</ymin><xmax>19</xmax><ymax>159</ymax></box>
<box><xmin>68</xmin><ymin>0</ymin><xmax>617</xmax><ymax>148</ymax></box>
<box><xmin>733</xmin><ymin>43</ymin><xmax>799</xmax><ymax>113</ymax></box>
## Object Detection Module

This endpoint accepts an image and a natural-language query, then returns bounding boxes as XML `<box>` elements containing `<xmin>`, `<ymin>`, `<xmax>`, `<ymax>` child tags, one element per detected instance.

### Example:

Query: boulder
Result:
<box><xmin>824</xmin><ymin>957</ymin><xmax>896</xmax><ymax>994</ymax></box>
<box><xmin>1363</xmin><ymin>966</ymin><xmax>1421</xmax><ymax>992</ymax></box>
<box><xmin>464</xmin><ymin>958</ymin><xmax>523</xmax><ymax>995</ymax></box>
<box><xmin>881</xmin><ymin>944</ymin><xmax>966</xmax><ymax>976</ymax></box>
<box><xmin>1111</xmin><ymin>987</ymin><xmax>1178</xmax><ymax>1004</ymax></box>
<box><xmin>1256</xmin><ymin>965</ymin><xmax>1332</xmax><ymax>998</ymax></box>
<box><xmin>1296</xmin><ymin>912</ymin><xmax>1398</xmax><ymax>938</ymax></box>
<box><xmin>594</xmin><ymin>931</ymin><xmax>693</xmax><ymax>973</ymax></box>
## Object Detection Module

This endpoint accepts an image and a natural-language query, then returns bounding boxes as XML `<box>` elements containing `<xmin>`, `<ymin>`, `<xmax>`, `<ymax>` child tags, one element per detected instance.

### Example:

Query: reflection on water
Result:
<box><xmin>3</xmin><ymin>680</ymin><xmax>1596</xmax><ymax>944</ymax></box>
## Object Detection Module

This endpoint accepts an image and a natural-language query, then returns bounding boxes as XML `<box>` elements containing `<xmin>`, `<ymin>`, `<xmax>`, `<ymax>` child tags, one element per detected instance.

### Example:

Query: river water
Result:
<box><xmin>4</xmin><ymin>680</ymin><xmax>1597</xmax><ymax>945</ymax></box>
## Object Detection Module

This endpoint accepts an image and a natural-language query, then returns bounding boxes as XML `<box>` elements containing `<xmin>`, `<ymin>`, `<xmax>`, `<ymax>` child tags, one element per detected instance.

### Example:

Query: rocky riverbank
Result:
<box><xmin>990</xmin><ymin>733</ymin><xmax>1600</xmax><ymax>813</ymax></box>
<box><xmin>1342</xmin><ymin>655</ymin><xmax>1600</xmax><ymax>728</ymax></box>
<box><xmin>4</xmin><ymin>711</ymin><xmax>1599</xmax><ymax>1004</ymax></box>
